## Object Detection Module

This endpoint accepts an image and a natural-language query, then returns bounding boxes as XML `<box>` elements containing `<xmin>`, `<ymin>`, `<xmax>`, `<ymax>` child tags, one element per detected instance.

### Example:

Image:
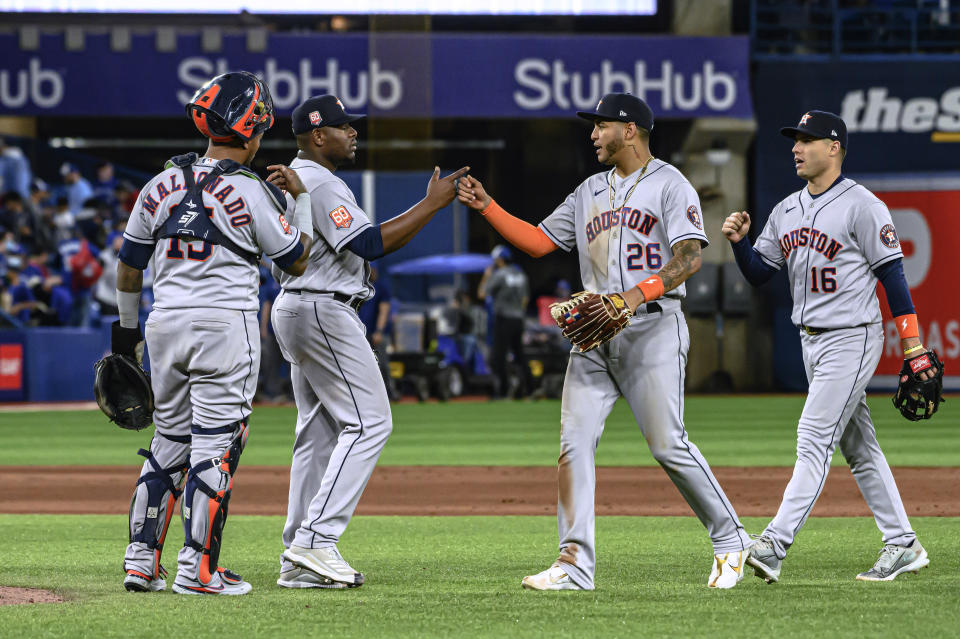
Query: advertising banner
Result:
<box><xmin>0</xmin><ymin>32</ymin><xmax>752</xmax><ymax>119</ymax></box>
<box><xmin>863</xmin><ymin>178</ymin><xmax>960</xmax><ymax>390</ymax></box>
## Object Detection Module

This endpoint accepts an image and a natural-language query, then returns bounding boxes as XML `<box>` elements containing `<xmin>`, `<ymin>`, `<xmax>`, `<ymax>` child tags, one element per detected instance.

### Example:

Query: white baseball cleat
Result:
<box><xmin>283</xmin><ymin>546</ymin><xmax>364</xmax><ymax>587</ymax></box>
<box><xmin>277</xmin><ymin>566</ymin><xmax>350</xmax><ymax>589</ymax></box>
<box><xmin>172</xmin><ymin>570</ymin><xmax>252</xmax><ymax>596</ymax></box>
<box><xmin>856</xmin><ymin>540</ymin><xmax>929</xmax><ymax>582</ymax></box>
<box><xmin>708</xmin><ymin>549</ymin><xmax>749</xmax><ymax>589</ymax></box>
<box><xmin>521</xmin><ymin>564</ymin><xmax>588</xmax><ymax>591</ymax></box>
<box><xmin>123</xmin><ymin>569</ymin><xmax>166</xmax><ymax>592</ymax></box>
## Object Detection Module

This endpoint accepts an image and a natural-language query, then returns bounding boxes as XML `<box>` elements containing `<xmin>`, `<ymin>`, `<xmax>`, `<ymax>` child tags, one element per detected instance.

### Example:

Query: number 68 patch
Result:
<box><xmin>329</xmin><ymin>205</ymin><xmax>353</xmax><ymax>229</ymax></box>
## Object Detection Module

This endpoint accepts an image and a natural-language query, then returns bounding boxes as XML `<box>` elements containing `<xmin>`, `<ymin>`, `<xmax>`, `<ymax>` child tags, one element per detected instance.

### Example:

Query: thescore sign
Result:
<box><xmin>0</xmin><ymin>32</ymin><xmax>752</xmax><ymax>119</ymax></box>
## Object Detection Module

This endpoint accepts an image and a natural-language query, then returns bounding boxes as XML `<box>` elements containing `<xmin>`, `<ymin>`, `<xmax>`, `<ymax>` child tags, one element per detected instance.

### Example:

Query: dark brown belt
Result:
<box><xmin>286</xmin><ymin>289</ymin><xmax>363</xmax><ymax>313</ymax></box>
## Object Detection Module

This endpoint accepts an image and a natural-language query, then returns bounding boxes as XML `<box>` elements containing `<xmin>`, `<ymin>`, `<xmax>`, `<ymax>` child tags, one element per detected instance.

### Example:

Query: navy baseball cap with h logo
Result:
<box><xmin>780</xmin><ymin>110</ymin><xmax>848</xmax><ymax>149</ymax></box>
<box><xmin>576</xmin><ymin>93</ymin><xmax>654</xmax><ymax>132</ymax></box>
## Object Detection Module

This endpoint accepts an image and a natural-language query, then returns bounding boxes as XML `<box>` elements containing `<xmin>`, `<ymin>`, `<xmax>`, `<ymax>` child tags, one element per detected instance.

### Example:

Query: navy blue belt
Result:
<box><xmin>286</xmin><ymin>289</ymin><xmax>363</xmax><ymax>312</ymax></box>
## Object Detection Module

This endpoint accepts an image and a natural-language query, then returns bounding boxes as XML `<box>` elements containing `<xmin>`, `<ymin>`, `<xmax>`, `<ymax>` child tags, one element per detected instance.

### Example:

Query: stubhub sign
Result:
<box><xmin>0</xmin><ymin>32</ymin><xmax>751</xmax><ymax>119</ymax></box>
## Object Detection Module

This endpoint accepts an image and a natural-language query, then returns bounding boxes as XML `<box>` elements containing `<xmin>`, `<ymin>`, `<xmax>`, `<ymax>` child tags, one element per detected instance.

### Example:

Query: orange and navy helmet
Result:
<box><xmin>186</xmin><ymin>71</ymin><xmax>275</xmax><ymax>143</ymax></box>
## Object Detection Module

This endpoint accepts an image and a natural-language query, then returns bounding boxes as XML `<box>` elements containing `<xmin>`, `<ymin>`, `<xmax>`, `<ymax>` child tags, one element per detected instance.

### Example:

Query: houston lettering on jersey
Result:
<box><xmin>585</xmin><ymin>206</ymin><xmax>658</xmax><ymax>243</ymax></box>
<box><xmin>142</xmin><ymin>171</ymin><xmax>246</xmax><ymax>218</ymax></box>
<box><xmin>779</xmin><ymin>227</ymin><xmax>844</xmax><ymax>261</ymax></box>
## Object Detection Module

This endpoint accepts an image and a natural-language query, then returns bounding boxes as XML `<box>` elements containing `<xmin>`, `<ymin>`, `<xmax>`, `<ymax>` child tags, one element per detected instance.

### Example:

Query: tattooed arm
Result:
<box><xmin>620</xmin><ymin>239</ymin><xmax>702</xmax><ymax>311</ymax></box>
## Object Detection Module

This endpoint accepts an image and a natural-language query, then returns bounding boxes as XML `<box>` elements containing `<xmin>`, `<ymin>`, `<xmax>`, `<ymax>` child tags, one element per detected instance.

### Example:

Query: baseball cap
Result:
<box><xmin>59</xmin><ymin>162</ymin><xmax>79</xmax><ymax>177</ymax></box>
<box><xmin>292</xmin><ymin>95</ymin><xmax>365</xmax><ymax>135</ymax></box>
<box><xmin>780</xmin><ymin>110</ymin><xmax>848</xmax><ymax>149</ymax></box>
<box><xmin>576</xmin><ymin>93</ymin><xmax>654</xmax><ymax>132</ymax></box>
<box><xmin>491</xmin><ymin>245</ymin><xmax>512</xmax><ymax>261</ymax></box>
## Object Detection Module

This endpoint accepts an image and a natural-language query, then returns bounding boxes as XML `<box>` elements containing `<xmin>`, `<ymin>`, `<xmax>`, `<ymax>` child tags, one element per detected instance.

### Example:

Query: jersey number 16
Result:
<box><xmin>810</xmin><ymin>266</ymin><xmax>837</xmax><ymax>293</ymax></box>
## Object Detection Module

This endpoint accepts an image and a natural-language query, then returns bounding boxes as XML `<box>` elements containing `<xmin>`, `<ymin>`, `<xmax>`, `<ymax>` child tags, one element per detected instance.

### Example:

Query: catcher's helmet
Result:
<box><xmin>186</xmin><ymin>71</ymin><xmax>275</xmax><ymax>143</ymax></box>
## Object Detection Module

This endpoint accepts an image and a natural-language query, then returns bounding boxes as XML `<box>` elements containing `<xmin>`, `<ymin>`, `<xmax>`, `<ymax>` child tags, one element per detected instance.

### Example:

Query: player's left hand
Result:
<box><xmin>266</xmin><ymin>165</ymin><xmax>307</xmax><ymax>198</ymax></box>
<box><xmin>425</xmin><ymin>166</ymin><xmax>470</xmax><ymax>208</ymax></box>
<box><xmin>618</xmin><ymin>287</ymin><xmax>646</xmax><ymax>313</ymax></box>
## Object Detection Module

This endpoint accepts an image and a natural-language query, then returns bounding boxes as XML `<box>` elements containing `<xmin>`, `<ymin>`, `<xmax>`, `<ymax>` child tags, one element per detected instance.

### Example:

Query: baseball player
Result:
<box><xmin>457</xmin><ymin>92</ymin><xmax>752</xmax><ymax>590</ymax></box>
<box><xmin>117</xmin><ymin>71</ymin><xmax>314</xmax><ymax>595</ymax></box>
<box><xmin>266</xmin><ymin>94</ymin><xmax>468</xmax><ymax>589</ymax></box>
<box><xmin>724</xmin><ymin>110</ymin><xmax>934</xmax><ymax>583</ymax></box>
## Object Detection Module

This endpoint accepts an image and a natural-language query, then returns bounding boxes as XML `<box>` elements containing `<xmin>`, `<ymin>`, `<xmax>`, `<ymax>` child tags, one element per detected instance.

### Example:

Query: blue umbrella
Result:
<box><xmin>388</xmin><ymin>253</ymin><xmax>494</xmax><ymax>275</ymax></box>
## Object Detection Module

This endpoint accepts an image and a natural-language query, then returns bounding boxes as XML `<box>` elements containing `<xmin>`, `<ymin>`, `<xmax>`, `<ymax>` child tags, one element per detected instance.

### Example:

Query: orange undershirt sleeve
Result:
<box><xmin>480</xmin><ymin>200</ymin><xmax>558</xmax><ymax>258</ymax></box>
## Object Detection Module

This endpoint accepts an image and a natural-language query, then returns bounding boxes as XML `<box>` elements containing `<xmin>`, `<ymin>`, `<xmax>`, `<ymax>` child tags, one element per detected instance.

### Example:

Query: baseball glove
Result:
<box><xmin>892</xmin><ymin>349</ymin><xmax>945</xmax><ymax>421</ymax></box>
<box><xmin>93</xmin><ymin>353</ymin><xmax>154</xmax><ymax>431</ymax></box>
<box><xmin>549</xmin><ymin>291</ymin><xmax>632</xmax><ymax>353</ymax></box>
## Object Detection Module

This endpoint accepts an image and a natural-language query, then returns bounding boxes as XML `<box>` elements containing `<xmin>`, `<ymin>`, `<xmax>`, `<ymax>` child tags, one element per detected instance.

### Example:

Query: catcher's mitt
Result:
<box><xmin>892</xmin><ymin>349</ymin><xmax>945</xmax><ymax>421</ymax></box>
<box><xmin>94</xmin><ymin>353</ymin><xmax>154</xmax><ymax>431</ymax></box>
<box><xmin>549</xmin><ymin>291</ymin><xmax>632</xmax><ymax>353</ymax></box>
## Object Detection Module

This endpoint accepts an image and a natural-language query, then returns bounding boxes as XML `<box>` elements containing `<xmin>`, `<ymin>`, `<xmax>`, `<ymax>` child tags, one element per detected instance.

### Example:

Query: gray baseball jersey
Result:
<box><xmin>124</xmin><ymin>156</ymin><xmax>301</xmax><ymax>311</ymax></box>
<box><xmin>487</xmin><ymin>265</ymin><xmax>529</xmax><ymax>319</ymax></box>
<box><xmin>748</xmin><ymin>177</ymin><xmax>916</xmax><ymax>561</ymax></box>
<box><xmin>270</xmin><ymin>158</ymin><xmax>390</xmax><ymax>575</ymax></box>
<box><xmin>539</xmin><ymin>159</ymin><xmax>707</xmax><ymax>298</ymax></box>
<box><xmin>533</xmin><ymin>159</ymin><xmax>749</xmax><ymax>589</ymax></box>
<box><xmin>271</xmin><ymin>157</ymin><xmax>373</xmax><ymax>300</ymax></box>
<box><xmin>752</xmin><ymin>178</ymin><xmax>903</xmax><ymax>328</ymax></box>
<box><xmin>123</xmin><ymin>155</ymin><xmax>302</xmax><ymax>587</ymax></box>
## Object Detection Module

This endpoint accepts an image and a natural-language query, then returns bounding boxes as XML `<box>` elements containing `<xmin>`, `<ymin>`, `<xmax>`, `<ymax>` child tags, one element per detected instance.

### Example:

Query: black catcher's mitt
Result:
<box><xmin>549</xmin><ymin>291</ymin><xmax>632</xmax><ymax>353</ymax></box>
<box><xmin>94</xmin><ymin>354</ymin><xmax>154</xmax><ymax>431</ymax></box>
<box><xmin>892</xmin><ymin>349</ymin><xmax>945</xmax><ymax>421</ymax></box>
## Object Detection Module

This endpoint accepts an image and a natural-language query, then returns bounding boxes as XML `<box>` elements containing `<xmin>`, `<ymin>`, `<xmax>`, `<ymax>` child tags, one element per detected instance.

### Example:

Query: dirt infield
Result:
<box><xmin>1</xmin><ymin>465</ymin><xmax>957</xmax><ymax>517</ymax></box>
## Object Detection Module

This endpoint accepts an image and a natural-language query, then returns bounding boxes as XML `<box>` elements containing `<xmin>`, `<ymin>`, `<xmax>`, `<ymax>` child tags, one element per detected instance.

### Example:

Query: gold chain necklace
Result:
<box><xmin>607</xmin><ymin>156</ymin><xmax>655</xmax><ymax>214</ymax></box>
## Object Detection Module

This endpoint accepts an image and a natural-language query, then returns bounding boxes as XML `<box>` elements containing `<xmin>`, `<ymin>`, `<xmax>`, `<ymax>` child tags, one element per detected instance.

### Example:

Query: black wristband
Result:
<box><xmin>111</xmin><ymin>320</ymin><xmax>143</xmax><ymax>358</ymax></box>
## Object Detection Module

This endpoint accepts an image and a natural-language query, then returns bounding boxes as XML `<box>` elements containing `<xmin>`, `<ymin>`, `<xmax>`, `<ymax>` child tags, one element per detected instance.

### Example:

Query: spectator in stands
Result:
<box><xmin>93</xmin><ymin>231</ymin><xmax>123</xmax><ymax>317</ymax></box>
<box><xmin>92</xmin><ymin>161</ymin><xmax>117</xmax><ymax>207</ymax></box>
<box><xmin>52</xmin><ymin>196</ymin><xmax>75</xmax><ymax>243</ymax></box>
<box><xmin>0</xmin><ymin>192</ymin><xmax>32</xmax><ymax>242</ymax></box>
<box><xmin>111</xmin><ymin>179</ymin><xmax>137</xmax><ymax>225</ymax></box>
<box><xmin>358</xmin><ymin>264</ymin><xmax>398</xmax><ymax>400</ymax></box>
<box><xmin>59</xmin><ymin>162</ymin><xmax>93</xmax><ymax>217</ymax></box>
<box><xmin>478</xmin><ymin>244</ymin><xmax>531</xmax><ymax>399</ymax></box>
<box><xmin>75</xmin><ymin>196</ymin><xmax>107</xmax><ymax>247</ymax></box>
<box><xmin>57</xmin><ymin>230</ymin><xmax>101</xmax><ymax>326</ymax></box>
<box><xmin>0</xmin><ymin>137</ymin><xmax>32</xmax><ymax>200</ymax></box>
<box><xmin>1</xmin><ymin>254</ymin><xmax>38</xmax><ymax>324</ymax></box>
<box><xmin>29</xmin><ymin>202</ymin><xmax>59</xmax><ymax>256</ymax></box>
<box><xmin>21</xmin><ymin>252</ymin><xmax>72</xmax><ymax>326</ymax></box>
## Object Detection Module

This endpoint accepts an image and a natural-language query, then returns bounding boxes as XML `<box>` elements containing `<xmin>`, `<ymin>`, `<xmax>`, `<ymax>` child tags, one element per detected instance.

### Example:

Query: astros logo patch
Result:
<box><xmin>686</xmin><ymin>205</ymin><xmax>702</xmax><ymax>230</ymax></box>
<box><xmin>799</xmin><ymin>112</ymin><xmax>811</xmax><ymax>126</ymax></box>
<box><xmin>278</xmin><ymin>214</ymin><xmax>292</xmax><ymax>234</ymax></box>
<box><xmin>329</xmin><ymin>205</ymin><xmax>353</xmax><ymax>229</ymax></box>
<box><xmin>879</xmin><ymin>223</ymin><xmax>900</xmax><ymax>248</ymax></box>
<box><xmin>309</xmin><ymin>110</ymin><xmax>322</xmax><ymax>125</ymax></box>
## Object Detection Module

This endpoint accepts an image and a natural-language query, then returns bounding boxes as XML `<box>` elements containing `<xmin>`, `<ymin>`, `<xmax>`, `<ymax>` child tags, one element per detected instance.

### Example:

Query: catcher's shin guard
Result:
<box><xmin>182</xmin><ymin>420</ymin><xmax>249</xmax><ymax>585</ymax></box>
<box><xmin>126</xmin><ymin>433</ymin><xmax>190</xmax><ymax>581</ymax></box>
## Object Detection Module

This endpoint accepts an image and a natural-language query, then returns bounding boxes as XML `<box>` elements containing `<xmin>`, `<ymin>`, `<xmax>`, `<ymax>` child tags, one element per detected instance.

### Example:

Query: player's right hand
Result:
<box><xmin>457</xmin><ymin>175</ymin><xmax>493</xmax><ymax>212</ymax></box>
<box><xmin>426</xmin><ymin>166</ymin><xmax>470</xmax><ymax>208</ymax></box>
<box><xmin>266</xmin><ymin>165</ymin><xmax>307</xmax><ymax>198</ymax></box>
<box><xmin>722</xmin><ymin>211</ymin><xmax>751</xmax><ymax>242</ymax></box>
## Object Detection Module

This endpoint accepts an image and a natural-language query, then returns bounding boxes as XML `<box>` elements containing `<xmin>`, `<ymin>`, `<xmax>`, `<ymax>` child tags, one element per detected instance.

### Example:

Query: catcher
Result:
<box><xmin>97</xmin><ymin>71</ymin><xmax>313</xmax><ymax>596</ymax></box>
<box><xmin>724</xmin><ymin>109</ymin><xmax>942</xmax><ymax>584</ymax></box>
<box><xmin>458</xmin><ymin>93</ymin><xmax>753</xmax><ymax>591</ymax></box>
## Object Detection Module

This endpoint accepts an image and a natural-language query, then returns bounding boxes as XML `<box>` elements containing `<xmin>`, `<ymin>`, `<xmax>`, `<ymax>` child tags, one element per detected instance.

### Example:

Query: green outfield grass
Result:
<box><xmin>0</xmin><ymin>396</ymin><xmax>955</xmax><ymax>467</ymax></box>
<box><xmin>0</xmin><ymin>514</ymin><xmax>955</xmax><ymax>638</ymax></box>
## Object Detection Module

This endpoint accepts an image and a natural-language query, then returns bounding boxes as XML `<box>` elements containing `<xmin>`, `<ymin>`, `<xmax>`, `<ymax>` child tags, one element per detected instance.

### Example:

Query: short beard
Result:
<box><xmin>602</xmin><ymin>137</ymin><xmax>624</xmax><ymax>165</ymax></box>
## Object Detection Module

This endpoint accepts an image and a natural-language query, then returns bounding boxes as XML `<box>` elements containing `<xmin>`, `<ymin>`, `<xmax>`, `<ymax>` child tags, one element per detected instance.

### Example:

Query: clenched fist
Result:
<box><xmin>722</xmin><ymin>211</ymin><xmax>752</xmax><ymax>243</ymax></box>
